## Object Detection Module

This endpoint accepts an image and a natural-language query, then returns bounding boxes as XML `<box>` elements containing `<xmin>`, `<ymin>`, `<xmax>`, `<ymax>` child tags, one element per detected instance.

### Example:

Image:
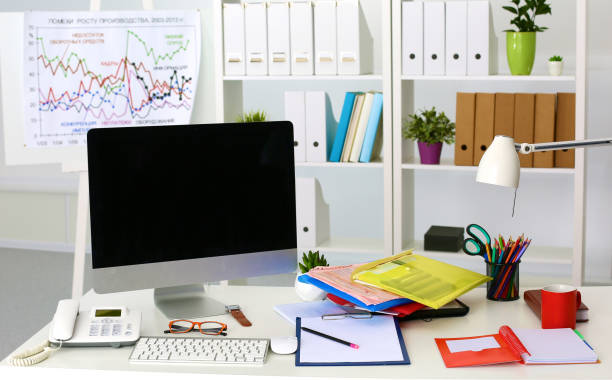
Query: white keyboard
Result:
<box><xmin>130</xmin><ymin>336</ymin><xmax>269</xmax><ymax>365</ymax></box>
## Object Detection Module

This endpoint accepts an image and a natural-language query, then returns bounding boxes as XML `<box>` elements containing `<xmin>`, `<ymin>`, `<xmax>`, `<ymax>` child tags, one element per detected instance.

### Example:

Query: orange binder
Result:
<box><xmin>513</xmin><ymin>93</ymin><xmax>535</xmax><ymax>168</ymax></box>
<box><xmin>555</xmin><ymin>92</ymin><xmax>576</xmax><ymax>168</ymax></box>
<box><xmin>454</xmin><ymin>93</ymin><xmax>476</xmax><ymax>166</ymax></box>
<box><xmin>533</xmin><ymin>93</ymin><xmax>556</xmax><ymax>168</ymax></box>
<box><xmin>473</xmin><ymin>93</ymin><xmax>495</xmax><ymax>166</ymax></box>
<box><xmin>494</xmin><ymin>93</ymin><xmax>514</xmax><ymax>138</ymax></box>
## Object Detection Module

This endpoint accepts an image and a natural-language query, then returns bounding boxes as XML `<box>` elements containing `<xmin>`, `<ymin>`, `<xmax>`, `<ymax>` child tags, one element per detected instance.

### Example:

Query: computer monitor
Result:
<box><xmin>87</xmin><ymin>122</ymin><xmax>297</xmax><ymax>318</ymax></box>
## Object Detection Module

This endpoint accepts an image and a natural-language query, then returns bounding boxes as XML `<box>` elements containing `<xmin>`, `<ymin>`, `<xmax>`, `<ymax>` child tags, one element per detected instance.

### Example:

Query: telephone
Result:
<box><xmin>10</xmin><ymin>299</ymin><xmax>141</xmax><ymax>366</ymax></box>
<box><xmin>48</xmin><ymin>299</ymin><xmax>141</xmax><ymax>347</ymax></box>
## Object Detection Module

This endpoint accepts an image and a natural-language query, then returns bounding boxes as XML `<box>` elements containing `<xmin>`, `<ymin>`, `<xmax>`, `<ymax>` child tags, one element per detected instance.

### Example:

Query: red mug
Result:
<box><xmin>541</xmin><ymin>284</ymin><xmax>581</xmax><ymax>329</ymax></box>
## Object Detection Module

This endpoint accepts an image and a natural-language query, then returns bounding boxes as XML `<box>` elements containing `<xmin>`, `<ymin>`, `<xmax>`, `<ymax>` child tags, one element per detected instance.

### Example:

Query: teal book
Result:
<box><xmin>329</xmin><ymin>92</ymin><xmax>357</xmax><ymax>162</ymax></box>
<box><xmin>359</xmin><ymin>92</ymin><xmax>383</xmax><ymax>163</ymax></box>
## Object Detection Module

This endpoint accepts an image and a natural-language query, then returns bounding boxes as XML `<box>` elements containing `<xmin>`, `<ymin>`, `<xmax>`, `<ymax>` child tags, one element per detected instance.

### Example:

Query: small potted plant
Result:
<box><xmin>295</xmin><ymin>250</ymin><xmax>329</xmax><ymax>301</ymax></box>
<box><xmin>503</xmin><ymin>0</ymin><xmax>552</xmax><ymax>75</ymax></box>
<box><xmin>235</xmin><ymin>110</ymin><xmax>267</xmax><ymax>123</ymax></box>
<box><xmin>548</xmin><ymin>55</ymin><xmax>563</xmax><ymax>76</ymax></box>
<box><xmin>402</xmin><ymin>107</ymin><xmax>455</xmax><ymax>165</ymax></box>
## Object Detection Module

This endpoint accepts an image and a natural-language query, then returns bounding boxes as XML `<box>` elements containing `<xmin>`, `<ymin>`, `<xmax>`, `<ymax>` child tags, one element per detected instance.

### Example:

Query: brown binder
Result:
<box><xmin>555</xmin><ymin>92</ymin><xmax>576</xmax><ymax>168</ymax></box>
<box><xmin>524</xmin><ymin>290</ymin><xmax>589</xmax><ymax>322</ymax></box>
<box><xmin>494</xmin><ymin>93</ymin><xmax>514</xmax><ymax>138</ymax></box>
<box><xmin>454</xmin><ymin>93</ymin><xmax>476</xmax><ymax>166</ymax></box>
<box><xmin>513</xmin><ymin>93</ymin><xmax>535</xmax><ymax>168</ymax></box>
<box><xmin>473</xmin><ymin>93</ymin><xmax>495</xmax><ymax>166</ymax></box>
<box><xmin>533</xmin><ymin>93</ymin><xmax>556</xmax><ymax>168</ymax></box>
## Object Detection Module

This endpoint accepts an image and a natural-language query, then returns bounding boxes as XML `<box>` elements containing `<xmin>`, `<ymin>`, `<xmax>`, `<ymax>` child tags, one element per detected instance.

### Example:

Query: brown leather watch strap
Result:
<box><xmin>230</xmin><ymin>308</ymin><xmax>252</xmax><ymax>327</ymax></box>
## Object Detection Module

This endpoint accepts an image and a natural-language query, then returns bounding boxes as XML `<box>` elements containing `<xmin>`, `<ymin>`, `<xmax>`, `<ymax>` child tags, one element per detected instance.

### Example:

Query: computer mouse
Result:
<box><xmin>270</xmin><ymin>336</ymin><xmax>298</xmax><ymax>355</ymax></box>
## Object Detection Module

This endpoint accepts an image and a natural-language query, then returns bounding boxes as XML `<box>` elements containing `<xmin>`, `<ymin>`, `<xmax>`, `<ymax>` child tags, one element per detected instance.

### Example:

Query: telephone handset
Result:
<box><xmin>9</xmin><ymin>299</ymin><xmax>141</xmax><ymax>366</ymax></box>
<box><xmin>49</xmin><ymin>299</ymin><xmax>141</xmax><ymax>347</ymax></box>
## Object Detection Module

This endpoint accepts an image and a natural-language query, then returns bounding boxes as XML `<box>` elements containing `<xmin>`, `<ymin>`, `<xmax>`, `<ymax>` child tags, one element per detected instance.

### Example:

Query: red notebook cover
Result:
<box><xmin>435</xmin><ymin>326</ymin><xmax>528</xmax><ymax>368</ymax></box>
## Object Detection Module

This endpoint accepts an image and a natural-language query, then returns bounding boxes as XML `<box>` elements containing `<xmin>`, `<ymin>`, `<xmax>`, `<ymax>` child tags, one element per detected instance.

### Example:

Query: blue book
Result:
<box><xmin>297</xmin><ymin>274</ymin><xmax>413</xmax><ymax>312</ymax></box>
<box><xmin>358</xmin><ymin>92</ymin><xmax>383</xmax><ymax>163</ymax></box>
<box><xmin>329</xmin><ymin>92</ymin><xmax>357</xmax><ymax>162</ymax></box>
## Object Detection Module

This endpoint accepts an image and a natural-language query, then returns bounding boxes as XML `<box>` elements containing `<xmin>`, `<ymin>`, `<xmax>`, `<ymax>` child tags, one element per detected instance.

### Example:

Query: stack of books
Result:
<box><xmin>329</xmin><ymin>91</ymin><xmax>383</xmax><ymax>163</ymax></box>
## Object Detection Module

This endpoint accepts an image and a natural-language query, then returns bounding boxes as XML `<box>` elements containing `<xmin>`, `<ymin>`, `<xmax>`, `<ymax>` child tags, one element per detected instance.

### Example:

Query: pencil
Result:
<box><xmin>301</xmin><ymin>327</ymin><xmax>359</xmax><ymax>349</ymax></box>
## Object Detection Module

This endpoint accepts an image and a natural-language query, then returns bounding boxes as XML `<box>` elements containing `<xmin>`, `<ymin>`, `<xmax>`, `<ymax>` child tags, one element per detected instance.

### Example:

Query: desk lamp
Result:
<box><xmin>476</xmin><ymin>135</ymin><xmax>612</xmax><ymax>188</ymax></box>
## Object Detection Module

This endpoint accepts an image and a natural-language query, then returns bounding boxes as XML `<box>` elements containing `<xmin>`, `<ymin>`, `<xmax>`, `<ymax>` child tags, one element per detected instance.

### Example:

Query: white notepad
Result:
<box><xmin>273</xmin><ymin>300</ymin><xmax>346</xmax><ymax>325</ymax></box>
<box><xmin>513</xmin><ymin>328</ymin><xmax>597</xmax><ymax>364</ymax></box>
<box><xmin>296</xmin><ymin>315</ymin><xmax>409</xmax><ymax>366</ymax></box>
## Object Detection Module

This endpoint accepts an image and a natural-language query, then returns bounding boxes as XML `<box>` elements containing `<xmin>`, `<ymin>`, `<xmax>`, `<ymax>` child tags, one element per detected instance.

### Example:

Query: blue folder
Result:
<box><xmin>359</xmin><ymin>92</ymin><xmax>383</xmax><ymax>163</ymax></box>
<box><xmin>297</xmin><ymin>274</ymin><xmax>413</xmax><ymax>312</ymax></box>
<box><xmin>329</xmin><ymin>92</ymin><xmax>357</xmax><ymax>162</ymax></box>
<box><xmin>295</xmin><ymin>317</ymin><xmax>410</xmax><ymax>367</ymax></box>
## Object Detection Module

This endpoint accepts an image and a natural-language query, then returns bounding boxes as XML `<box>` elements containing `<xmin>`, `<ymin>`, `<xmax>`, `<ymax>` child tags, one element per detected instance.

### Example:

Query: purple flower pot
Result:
<box><xmin>417</xmin><ymin>141</ymin><xmax>443</xmax><ymax>165</ymax></box>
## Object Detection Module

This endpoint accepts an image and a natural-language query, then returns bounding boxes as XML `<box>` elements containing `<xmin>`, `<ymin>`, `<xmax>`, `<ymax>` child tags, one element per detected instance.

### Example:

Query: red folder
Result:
<box><xmin>435</xmin><ymin>325</ymin><xmax>525</xmax><ymax>367</ymax></box>
<box><xmin>326</xmin><ymin>293</ymin><xmax>425</xmax><ymax>318</ymax></box>
<box><xmin>435</xmin><ymin>325</ymin><xmax>598</xmax><ymax>367</ymax></box>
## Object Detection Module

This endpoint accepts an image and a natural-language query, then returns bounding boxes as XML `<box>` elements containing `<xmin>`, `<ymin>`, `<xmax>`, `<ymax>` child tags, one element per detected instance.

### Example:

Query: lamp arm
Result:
<box><xmin>516</xmin><ymin>138</ymin><xmax>612</xmax><ymax>154</ymax></box>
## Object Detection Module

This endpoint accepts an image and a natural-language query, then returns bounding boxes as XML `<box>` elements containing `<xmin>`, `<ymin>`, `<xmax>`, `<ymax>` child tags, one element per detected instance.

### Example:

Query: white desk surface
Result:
<box><xmin>2</xmin><ymin>285</ymin><xmax>612</xmax><ymax>379</ymax></box>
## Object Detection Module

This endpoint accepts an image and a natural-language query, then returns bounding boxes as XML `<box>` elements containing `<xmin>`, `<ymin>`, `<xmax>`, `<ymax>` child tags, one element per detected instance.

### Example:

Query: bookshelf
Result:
<box><xmin>212</xmin><ymin>0</ymin><xmax>393</xmax><ymax>264</ymax></box>
<box><xmin>391</xmin><ymin>0</ymin><xmax>587</xmax><ymax>285</ymax></box>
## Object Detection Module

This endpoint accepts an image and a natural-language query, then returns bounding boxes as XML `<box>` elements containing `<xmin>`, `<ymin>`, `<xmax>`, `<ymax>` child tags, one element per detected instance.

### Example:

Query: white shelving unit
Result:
<box><xmin>392</xmin><ymin>0</ymin><xmax>587</xmax><ymax>285</ymax></box>
<box><xmin>212</xmin><ymin>0</ymin><xmax>588</xmax><ymax>283</ymax></box>
<box><xmin>213</xmin><ymin>0</ymin><xmax>394</xmax><ymax>262</ymax></box>
<box><xmin>401</xmin><ymin>75</ymin><xmax>576</xmax><ymax>82</ymax></box>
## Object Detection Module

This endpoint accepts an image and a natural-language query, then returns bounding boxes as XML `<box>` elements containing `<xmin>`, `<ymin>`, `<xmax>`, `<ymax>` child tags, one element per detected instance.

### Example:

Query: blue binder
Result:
<box><xmin>329</xmin><ymin>92</ymin><xmax>357</xmax><ymax>162</ymax></box>
<box><xmin>359</xmin><ymin>92</ymin><xmax>383</xmax><ymax>163</ymax></box>
<box><xmin>297</xmin><ymin>274</ymin><xmax>413</xmax><ymax>312</ymax></box>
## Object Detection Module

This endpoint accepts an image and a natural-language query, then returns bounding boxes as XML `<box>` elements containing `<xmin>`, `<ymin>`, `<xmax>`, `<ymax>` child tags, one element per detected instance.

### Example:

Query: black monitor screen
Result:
<box><xmin>87</xmin><ymin>122</ymin><xmax>296</xmax><ymax>269</ymax></box>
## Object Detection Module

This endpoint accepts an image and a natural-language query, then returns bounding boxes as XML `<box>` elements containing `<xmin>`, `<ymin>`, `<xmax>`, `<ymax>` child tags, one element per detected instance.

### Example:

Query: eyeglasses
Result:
<box><xmin>166</xmin><ymin>320</ymin><xmax>228</xmax><ymax>335</ymax></box>
<box><xmin>321</xmin><ymin>312</ymin><xmax>372</xmax><ymax>320</ymax></box>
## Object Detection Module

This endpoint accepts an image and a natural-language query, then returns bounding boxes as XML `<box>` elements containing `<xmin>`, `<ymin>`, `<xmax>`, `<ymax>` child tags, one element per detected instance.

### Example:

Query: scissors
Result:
<box><xmin>462</xmin><ymin>223</ymin><xmax>491</xmax><ymax>259</ymax></box>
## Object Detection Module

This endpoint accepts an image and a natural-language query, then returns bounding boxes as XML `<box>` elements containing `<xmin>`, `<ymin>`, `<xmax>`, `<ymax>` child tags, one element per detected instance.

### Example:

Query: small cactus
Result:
<box><xmin>299</xmin><ymin>250</ymin><xmax>329</xmax><ymax>274</ymax></box>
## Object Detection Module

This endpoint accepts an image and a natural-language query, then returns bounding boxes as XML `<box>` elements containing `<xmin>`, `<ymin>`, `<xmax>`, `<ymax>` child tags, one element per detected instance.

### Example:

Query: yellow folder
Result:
<box><xmin>351</xmin><ymin>250</ymin><xmax>492</xmax><ymax>309</ymax></box>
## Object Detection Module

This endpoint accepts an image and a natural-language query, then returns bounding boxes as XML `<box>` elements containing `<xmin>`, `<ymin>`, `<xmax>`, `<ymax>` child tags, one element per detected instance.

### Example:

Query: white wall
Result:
<box><xmin>0</xmin><ymin>0</ymin><xmax>610</xmax><ymax>283</ymax></box>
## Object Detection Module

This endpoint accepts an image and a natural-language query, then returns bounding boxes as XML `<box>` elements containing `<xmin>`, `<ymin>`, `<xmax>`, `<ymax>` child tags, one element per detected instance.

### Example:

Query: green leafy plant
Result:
<box><xmin>502</xmin><ymin>0</ymin><xmax>552</xmax><ymax>32</ymax></box>
<box><xmin>549</xmin><ymin>55</ymin><xmax>563</xmax><ymax>62</ymax></box>
<box><xmin>298</xmin><ymin>250</ymin><xmax>328</xmax><ymax>274</ymax></box>
<box><xmin>235</xmin><ymin>110</ymin><xmax>267</xmax><ymax>123</ymax></box>
<box><xmin>402</xmin><ymin>107</ymin><xmax>455</xmax><ymax>145</ymax></box>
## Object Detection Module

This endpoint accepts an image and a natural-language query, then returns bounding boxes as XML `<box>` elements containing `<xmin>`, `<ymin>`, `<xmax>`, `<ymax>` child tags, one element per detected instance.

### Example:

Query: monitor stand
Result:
<box><xmin>153</xmin><ymin>284</ymin><xmax>227</xmax><ymax>319</ymax></box>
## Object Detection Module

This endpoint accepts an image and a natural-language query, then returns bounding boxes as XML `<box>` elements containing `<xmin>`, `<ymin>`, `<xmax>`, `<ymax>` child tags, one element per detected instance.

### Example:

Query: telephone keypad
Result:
<box><xmin>89</xmin><ymin>322</ymin><xmax>124</xmax><ymax>337</ymax></box>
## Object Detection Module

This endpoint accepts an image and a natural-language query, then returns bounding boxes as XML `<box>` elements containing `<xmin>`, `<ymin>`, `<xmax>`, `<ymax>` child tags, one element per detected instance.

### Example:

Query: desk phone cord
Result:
<box><xmin>8</xmin><ymin>340</ymin><xmax>62</xmax><ymax>366</ymax></box>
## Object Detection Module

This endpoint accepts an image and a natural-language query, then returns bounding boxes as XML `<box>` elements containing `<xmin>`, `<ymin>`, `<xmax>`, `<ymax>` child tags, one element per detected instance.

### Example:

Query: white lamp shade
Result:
<box><xmin>476</xmin><ymin>135</ymin><xmax>520</xmax><ymax>188</ymax></box>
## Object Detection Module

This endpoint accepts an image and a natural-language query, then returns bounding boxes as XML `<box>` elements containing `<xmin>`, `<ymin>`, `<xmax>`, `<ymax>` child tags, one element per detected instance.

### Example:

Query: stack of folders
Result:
<box><xmin>297</xmin><ymin>250</ymin><xmax>491</xmax><ymax>312</ymax></box>
<box><xmin>454</xmin><ymin>92</ymin><xmax>576</xmax><ymax>168</ymax></box>
<box><xmin>223</xmin><ymin>0</ymin><xmax>372</xmax><ymax>76</ymax></box>
<box><xmin>402</xmin><ymin>1</ymin><xmax>490</xmax><ymax>76</ymax></box>
<box><xmin>329</xmin><ymin>91</ymin><xmax>383</xmax><ymax>163</ymax></box>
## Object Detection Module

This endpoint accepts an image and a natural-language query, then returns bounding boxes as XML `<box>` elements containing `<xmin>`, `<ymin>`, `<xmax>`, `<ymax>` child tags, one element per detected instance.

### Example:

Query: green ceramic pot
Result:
<box><xmin>506</xmin><ymin>32</ymin><xmax>536</xmax><ymax>75</ymax></box>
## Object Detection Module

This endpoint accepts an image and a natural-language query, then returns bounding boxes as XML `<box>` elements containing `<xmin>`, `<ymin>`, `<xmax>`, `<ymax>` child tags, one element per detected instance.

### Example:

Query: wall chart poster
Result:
<box><xmin>23</xmin><ymin>10</ymin><xmax>201</xmax><ymax>148</ymax></box>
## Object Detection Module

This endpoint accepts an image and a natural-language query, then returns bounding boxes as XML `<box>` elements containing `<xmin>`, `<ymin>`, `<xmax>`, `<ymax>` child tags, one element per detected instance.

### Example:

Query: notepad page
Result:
<box><xmin>274</xmin><ymin>300</ymin><xmax>346</xmax><ymax>325</ymax></box>
<box><xmin>512</xmin><ymin>328</ymin><xmax>597</xmax><ymax>364</ymax></box>
<box><xmin>299</xmin><ymin>315</ymin><xmax>405</xmax><ymax>363</ymax></box>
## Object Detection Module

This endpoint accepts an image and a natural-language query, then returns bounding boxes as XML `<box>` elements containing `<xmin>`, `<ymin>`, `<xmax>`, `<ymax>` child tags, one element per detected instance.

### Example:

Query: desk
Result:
<box><xmin>2</xmin><ymin>285</ymin><xmax>611</xmax><ymax>379</ymax></box>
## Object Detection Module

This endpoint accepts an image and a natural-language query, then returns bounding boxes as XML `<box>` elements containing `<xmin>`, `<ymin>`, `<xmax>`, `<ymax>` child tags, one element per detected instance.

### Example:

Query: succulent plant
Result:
<box><xmin>549</xmin><ymin>55</ymin><xmax>563</xmax><ymax>62</ymax></box>
<box><xmin>298</xmin><ymin>250</ymin><xmax>329</xmax><ymax>274</ymax></box>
